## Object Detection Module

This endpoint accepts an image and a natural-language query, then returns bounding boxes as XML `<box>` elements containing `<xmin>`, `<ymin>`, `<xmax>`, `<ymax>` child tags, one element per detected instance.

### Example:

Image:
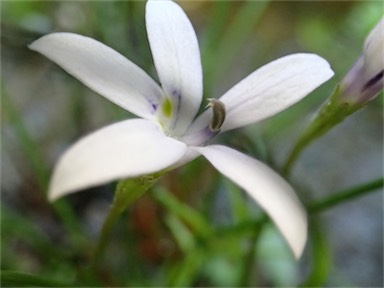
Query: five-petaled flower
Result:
<box><xmin>29</xmin><ymin>0</ymin><xmax>334</xmax><ymax>259</ymax></box>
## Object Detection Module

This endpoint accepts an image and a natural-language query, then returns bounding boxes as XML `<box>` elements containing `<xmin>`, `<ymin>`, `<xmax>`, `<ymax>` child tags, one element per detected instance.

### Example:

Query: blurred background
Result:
<box><xmin>1</xmin><ymin>1</ymin><xmax>383</xmax><ymax>287</ymax></box>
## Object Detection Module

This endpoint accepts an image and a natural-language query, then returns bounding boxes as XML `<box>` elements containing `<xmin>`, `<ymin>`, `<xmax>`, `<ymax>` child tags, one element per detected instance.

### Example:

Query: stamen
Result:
<box><xmin>207</xmin><ymin>98</ymin><xmax>226</xmax><ymax>133</ymax></box>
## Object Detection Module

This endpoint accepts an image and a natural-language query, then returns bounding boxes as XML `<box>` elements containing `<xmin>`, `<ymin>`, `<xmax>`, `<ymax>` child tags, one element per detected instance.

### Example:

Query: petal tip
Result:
<box><xmin>47</xmin><ymin>171</ymin><xmax>77</xmax><ymax>202</ymax></box>
<box><xmin>28</xmin><ymin>37</ymin><xmax>42</xmax><ymax>52</ymax></box>
<box><xmin>47</xmin><ymin>182</ymin><xmax>68</xmax><ymax>203</ymax></box>
<box><xmin>195</xmin><ymin>145</ymin><xmax>308</xmax><ymax>260</ymax></box>
<box><xmin>47</xmin><ymin>188</ymin><xmax>62</xmax><ymax>202</ymax></box>
<box><xmin>291</xmin><ymin>213</ymin><xmax>308</xmax><ymax>260</ymax></box>
<box><xmin>28</xmin><ymin>33</ymin><xmax>66</xmax><ymax>52</ymax></box>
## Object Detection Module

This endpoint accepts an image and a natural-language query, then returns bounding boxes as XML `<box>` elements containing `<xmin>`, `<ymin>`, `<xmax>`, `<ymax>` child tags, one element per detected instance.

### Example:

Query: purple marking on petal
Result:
<box><xmin>171</xmin><ymin>89</ymin><xmax>180</xmax><ymax>97</ymax></box>
<box><xmin>171</xmin><ymin>89</ymin><xmax>182</xmax><ymax>113</ymax></box>
<box><xmin>170</xmin><ymin>88</ymin><xmax>182</xmax><ymax>128</ymax></box>
<box><xmin>148</xmin><ymin>101</ymin><xmax>159</xmax><ymax>113</ymax></box>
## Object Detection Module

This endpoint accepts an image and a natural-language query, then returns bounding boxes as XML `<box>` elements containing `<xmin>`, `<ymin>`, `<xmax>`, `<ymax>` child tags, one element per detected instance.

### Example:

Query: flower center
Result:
<box><xmin>207</xmin><ymin>98</ymin><xmax>226</xmax><ymax>133</ymax></box>
<box><xmin>161</xmin><ymin>97</ymin><xmax>173</xmax><ymax>118</ymax></box>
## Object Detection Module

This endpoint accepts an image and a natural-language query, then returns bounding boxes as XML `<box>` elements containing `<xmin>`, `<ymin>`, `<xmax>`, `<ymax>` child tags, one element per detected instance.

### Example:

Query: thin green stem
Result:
<box><xmin>91</xmin><ymin>176</ymin><xmax>160</xmax><ymax>267</ymax></box>
<box><xmin>299</xmin><ymin>221</ymin><xmax>330</xmax><ymax>287</ymax></box>
<box><xmin>215</xmin><ymin>178</ymin><xmax>383</xmax><ymax>241</ymax></box>
<box><xmin>282</xmin><ymin>86</ymin><xmax>361</xmax><ymax>176</ymax></box>
<box><xmin>308</xmin><ymin>178</ymin><xmax>383</xmax><ymax>213</ymax></box>
<box><xmin>238</xmin><ymin>215</ymin><xmax>268</xmax><ymax>287</ymax></box>
<box><xmin>281</xmin><ymin>133</ymin><xmax>314</xmax><ymax>177</ymax></box>
<box><xmin>92</xmin><ymin>199</ymin><xmax>124</xmax><ymax>266</ymax></box>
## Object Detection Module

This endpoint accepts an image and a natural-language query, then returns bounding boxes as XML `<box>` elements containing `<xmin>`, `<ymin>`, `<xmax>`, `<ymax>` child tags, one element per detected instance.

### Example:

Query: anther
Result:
<box><xmin>206</xmin><ymin>98</ymin><xmax>226</xmax><ymax>133</ymax></box>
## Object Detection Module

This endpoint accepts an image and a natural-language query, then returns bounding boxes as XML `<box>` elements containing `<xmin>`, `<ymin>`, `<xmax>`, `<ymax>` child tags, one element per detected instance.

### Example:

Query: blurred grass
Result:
<box><xmin>1</xmin><ymin>1</ymin><xmax>383</xmax><ymax>287</ymax></box>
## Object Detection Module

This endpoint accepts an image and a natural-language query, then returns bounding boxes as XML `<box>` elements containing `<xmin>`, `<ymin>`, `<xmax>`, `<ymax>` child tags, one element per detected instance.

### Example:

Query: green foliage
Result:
<box><xmin>1</xmin><ymin>271</ymin><xmax>72</xmax><ymax>287</ymax></box>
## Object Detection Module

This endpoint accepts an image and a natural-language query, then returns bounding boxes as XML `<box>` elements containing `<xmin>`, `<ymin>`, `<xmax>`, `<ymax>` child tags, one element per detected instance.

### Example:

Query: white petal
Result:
<box><xmin>146</xmin><ymin>0</ymin><xmax>203</xmax><ymax>135</ymax></box>
<box><xmin>49</xmin><ymin>119</ymin><xmax>187</xmax><ymax>201</ymax></box>
<box><xmin>29</xmin><ymin>32</ymin><xmax>163</xmax><ymax>120</ymax></box>
<box><xmin>193</xmin><ymin>145</ymin><xmax>307</xmax><ymax>259</ymax></box>
<box><xmin>219</xmin><ymin>53</ymin><xmax>334</xmax><ymax>132</ymax></box>
<box><xmin>364</xmin><ymin>17</ymin><xmax>384</xmax><ymax>80</ymax></box>
<box><xmin>167</xmin><ymin>147</ymin><xmax>201</xmax><ymax>170</ymax></box>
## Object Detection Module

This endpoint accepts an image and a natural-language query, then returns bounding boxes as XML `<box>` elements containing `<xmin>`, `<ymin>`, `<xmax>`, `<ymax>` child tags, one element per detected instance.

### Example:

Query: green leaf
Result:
<box><xmin>224</xmin><ymin>179</ymin><xmax>249</xmax><ymax>223</ymax></box>
<box><xmin>203</xmin><ymin>1</ymin><xmax>269</xmax><ymax>94</ymax></box>
<box><xmin>166</xmin><ymin>249</ymin><xmax>204</xmax><ymax>287</ymax></box>
<box><xmin>2</xmin><ymin>91</ymin><xmax>85</xmax><ymax>248</ymax></box>
<box><xmin>2</xmin><ymin>91</ymin><xmax>49</xmax><ymax>192</ymax></box>
<box><xmin>165</xmin><ymin>214</ymin><xmax>196</xmax><ymax>252</ymax></box>
<box><xmin>0</xmin><ymin>270</ymin><xmax>72</xmax><ymax>287</ymax></box>
<box><xmin>153</xmin><ymin>187</ymin><xmax>213</xmax><ymax>239</ymax></box>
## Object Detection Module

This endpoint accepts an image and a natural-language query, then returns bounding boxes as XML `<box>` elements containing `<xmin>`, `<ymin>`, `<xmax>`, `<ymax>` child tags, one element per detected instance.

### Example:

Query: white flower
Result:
<box><xmin>29</xmin><ymin>0</ymin><xmax>334</xmax><ymax>259</ymax></box>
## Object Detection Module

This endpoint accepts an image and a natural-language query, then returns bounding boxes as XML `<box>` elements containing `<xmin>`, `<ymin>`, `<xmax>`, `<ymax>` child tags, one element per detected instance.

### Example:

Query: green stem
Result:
<box><xmin>215</xmin><ymin>178</ymin><xmax>382</xmax><ymax>240</ymax></box>
<box><xmin>238</xmin><ymin>215</ymin><xmax>268</xmax><ymax>287</ymax></box>
<box><xmin>91</xmin><ymin>175</ymin><xmax>160</xmax><ymax>267</ymax></box>
<box><xmin>92</xmin><ymin>200</ymin><xmax>124</xmax><ymax>266</ymax></box>
<box><xmin>299</xmin><ymin>221</ymin><xmax>330</xmax><ymax>287</ymax></box>
<box><xmin>308</xmin><ymin>178</ymin><xmax>383</xmax><ymax>213</ymax></box>
<box><xmin>282</xmin><ymin>86</ymin><xmax>361</xmax><ymax>176</ymax></box>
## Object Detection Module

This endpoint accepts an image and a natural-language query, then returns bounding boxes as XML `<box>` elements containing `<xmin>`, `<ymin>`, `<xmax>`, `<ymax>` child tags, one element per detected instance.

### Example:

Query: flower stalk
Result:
<box><xmin>92</xmin><ymin>175</ymin><xmax>161</xmax><ymax>266</ymax></box>
<box><xmin>238</xmin><ymin>214</ymin><xmax>268</xmax><ymax>286</ymax></box>
<box><xmin>283</xmin><ymin>17</ymin><xmax>383</xmax><ymax>175</ymax></box>
<box><xmin>308</xmin><ymin>177</ymin><xmax>383</xmax><ymax>214</ymax></box>
<box><xmin>282</xmin><ymin>85</ymin><xmax>360</xmax><ymax>175</ymax></box>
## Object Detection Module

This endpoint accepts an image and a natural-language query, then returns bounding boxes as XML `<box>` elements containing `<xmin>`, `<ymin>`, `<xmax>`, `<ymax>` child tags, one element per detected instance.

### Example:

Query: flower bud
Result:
<box><xmin>340</xmin><ymin>17</ymin><xmax>383</xmax><ymax>104</ymax></box>
<box><xmin>283</xmin><ymin>18</ymin><xmax>383</xmax><ymax>175</ymax></box>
